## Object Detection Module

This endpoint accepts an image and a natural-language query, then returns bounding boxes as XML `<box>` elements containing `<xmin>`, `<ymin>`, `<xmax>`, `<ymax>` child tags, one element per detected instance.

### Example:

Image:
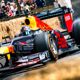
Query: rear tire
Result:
<box><xmin>34</xmin><ymin>31</ymin><xmax>58</xmax><ymax>61</ymax></box>
<box><xmin>72</xmin><ymin>19</ymin><xmax>80</xmax><ymax>47</ymax></box>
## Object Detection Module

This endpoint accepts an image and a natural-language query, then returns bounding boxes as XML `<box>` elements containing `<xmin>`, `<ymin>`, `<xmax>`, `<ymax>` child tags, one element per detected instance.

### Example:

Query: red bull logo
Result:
<box><xmin>25</xmin><ymin>16</ymin><xmax>53</xmax><ymax>31</ymax></box>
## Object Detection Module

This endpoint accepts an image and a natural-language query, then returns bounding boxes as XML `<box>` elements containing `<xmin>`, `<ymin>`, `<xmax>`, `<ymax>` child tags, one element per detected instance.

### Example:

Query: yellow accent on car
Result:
<box><xmin>25</xmin><ymin>16</ymin><xmax>39</xmax><ymax>30</ymax></box>
<box><xmin>0</xmin><ymin>46</ymin><xmax>9</xmax><ymax>54</ymax></box>
<box><xmin>7</xmin><ymin>54</ymin><xmax>11</xmax><ymax>60</ymax></box>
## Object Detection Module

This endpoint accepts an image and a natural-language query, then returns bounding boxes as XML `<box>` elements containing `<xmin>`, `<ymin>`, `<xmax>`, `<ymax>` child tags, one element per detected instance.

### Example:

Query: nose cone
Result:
<box><xmin>0</xmin><ymin>46</ymin><xmax>9</xmax><ymax>54</ymax></box>
<box><xmin>0</xmin><ymin>45</ymin><xmax>14</xmax><ymax>55</ymax></box>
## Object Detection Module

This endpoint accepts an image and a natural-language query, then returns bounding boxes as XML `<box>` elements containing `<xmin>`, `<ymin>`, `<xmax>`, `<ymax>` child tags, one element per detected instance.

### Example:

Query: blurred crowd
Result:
<box><xmin>0</xmin><ymin>0</ymin><xmax>46</xmax><ymax>18</ymax></box>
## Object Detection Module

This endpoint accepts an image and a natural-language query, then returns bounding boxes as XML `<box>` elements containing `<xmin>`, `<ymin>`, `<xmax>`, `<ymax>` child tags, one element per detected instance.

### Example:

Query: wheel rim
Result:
<box><xmin>49</xmin><ymin>38</ymin><xmax>58</xmax><ymax>55</ymax></box>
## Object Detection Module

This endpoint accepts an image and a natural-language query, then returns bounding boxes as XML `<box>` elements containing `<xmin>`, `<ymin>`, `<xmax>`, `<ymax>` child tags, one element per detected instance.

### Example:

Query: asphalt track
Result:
<box><xmin>1</xmin><ymin>49</ymin><xmax>80</xmax><ymax>80</ymax></box>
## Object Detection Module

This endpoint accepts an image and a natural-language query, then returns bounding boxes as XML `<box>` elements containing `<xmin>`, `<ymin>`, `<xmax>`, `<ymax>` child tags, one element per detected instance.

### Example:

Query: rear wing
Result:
<box><xmin>35</xmin><ymin>7</ymin><xmax>73</xmax><ymax>33</ymax></box>
<box><xmin>35</xmin><ymin>7</ymin><xmax>72</xmax><ymax>20</ymax></box>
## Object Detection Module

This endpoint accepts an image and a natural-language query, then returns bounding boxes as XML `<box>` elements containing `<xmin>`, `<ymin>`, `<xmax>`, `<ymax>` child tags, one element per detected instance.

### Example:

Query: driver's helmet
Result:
<box><xmin>20</xmin><ymin>26</ymin><xmax>31</xmax><ymax>36</ymax></box>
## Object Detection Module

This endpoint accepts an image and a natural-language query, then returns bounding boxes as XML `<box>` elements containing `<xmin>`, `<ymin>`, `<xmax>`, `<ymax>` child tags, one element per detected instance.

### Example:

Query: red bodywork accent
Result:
<box><xmin>54</xmin><ymin>30</ymin><xmax>68</xmax><ymax>49</ymax></box>
<box><xmin>19</xmin><ymin>41</ymin><xmax>27</xmax><ymax>45</ymax></box>
<box><xmin>34</xmin><ymin>16</ymin><xmax>53</xmax><ymax>31</ymax></box>
<box><xmin>17</xmin><ymin>58</ymin><xmax>40</xmax><ymax>67</ymax></box>
<box><xmin>64</xmin><ymin>13</ymin><xmax>73</xmax><ymax>33</ymax></box>
<box><xmin>34</xmin><ymin>16</ymin><xmax>68</xmax><ymax>49</ymax></box>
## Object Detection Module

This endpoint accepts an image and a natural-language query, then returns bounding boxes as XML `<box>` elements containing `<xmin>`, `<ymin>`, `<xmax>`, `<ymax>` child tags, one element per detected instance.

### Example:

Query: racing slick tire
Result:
<box><xmin>34</xmin><ymin>31</ymin><xmax>59</xmax><ymax>61</ymax></box>
<box><xmin>72</xmin><ymin>19</ymin><xmax>80</xmax><ymax>47</ymax></box>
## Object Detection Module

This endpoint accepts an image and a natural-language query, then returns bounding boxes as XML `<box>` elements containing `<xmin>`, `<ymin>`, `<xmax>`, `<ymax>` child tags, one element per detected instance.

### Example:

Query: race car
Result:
<box><xmin>0</xmin><ymin>29</ymin><xmax>61</xmax><ymax>76</ymax></box>
<box><xmin>0</xmin><ymin>7</ymin><xmax>79</xmax><ymax>76</ymax></box>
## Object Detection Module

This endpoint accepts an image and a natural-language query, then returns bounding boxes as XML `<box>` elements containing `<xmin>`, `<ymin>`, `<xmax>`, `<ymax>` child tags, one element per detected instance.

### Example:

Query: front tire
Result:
<box><xmin>34</xmin><ymin>31</ymin><xmax>58</xmax><ymax>61</ymax></box>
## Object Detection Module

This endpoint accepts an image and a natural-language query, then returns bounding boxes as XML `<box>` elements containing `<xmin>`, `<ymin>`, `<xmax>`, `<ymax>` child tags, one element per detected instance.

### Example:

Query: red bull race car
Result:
<box><xmin>0</xmin><ymin>7</ymin><xmax>79</xmax><ymax>77</ymax></box>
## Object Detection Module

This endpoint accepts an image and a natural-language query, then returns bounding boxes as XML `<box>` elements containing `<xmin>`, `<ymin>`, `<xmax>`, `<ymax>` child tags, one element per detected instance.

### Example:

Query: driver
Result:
<box><xmin>15</xmin><ymin>22</ymin><xmax>31</xmax><ymax>37</ymax></box>
<box><xmin>14</xmin><ymin>22</ymin><xmax>31</xmax><ymax>37</ymax></box>
<box><xmin>20</xmin><ymin>24</ymin><xmax>31</xmax><ymax>36</ymax></box>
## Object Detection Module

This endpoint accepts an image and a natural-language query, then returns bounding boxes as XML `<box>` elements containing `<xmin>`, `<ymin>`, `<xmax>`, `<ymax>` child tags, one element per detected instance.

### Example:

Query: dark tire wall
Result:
<box><xmin>34</xmin><ymin>31</ymin><xmax>58</xmax><ymax>60</ymax></box>
<box><xmin>72</xmin><ymin>19</ymin><xmax>80</xmax><ymax>46</ymax></box>
<box><xmin>34</xmin><ymin>32</ymin><xmax>48</xmax><ymax>52</ymax></box>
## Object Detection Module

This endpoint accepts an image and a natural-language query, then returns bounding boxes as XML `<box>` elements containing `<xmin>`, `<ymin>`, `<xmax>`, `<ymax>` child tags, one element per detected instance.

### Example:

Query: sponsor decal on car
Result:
<box><xmin>17</xmin><ymin>51</ymin><xmax>49</xmax><ymax>67</ymax></box>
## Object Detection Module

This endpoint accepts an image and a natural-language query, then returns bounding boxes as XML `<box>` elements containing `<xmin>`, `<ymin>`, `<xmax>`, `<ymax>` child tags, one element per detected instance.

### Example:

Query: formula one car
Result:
<box><xmin>0</xmin><ymin>29</ymin><xmax>60</xmax><ymax>77</ymax></box>
<box><xmin>0</xmin><ymin>7</ymin><xmax>79</xmax><ymax>76</ymax></box>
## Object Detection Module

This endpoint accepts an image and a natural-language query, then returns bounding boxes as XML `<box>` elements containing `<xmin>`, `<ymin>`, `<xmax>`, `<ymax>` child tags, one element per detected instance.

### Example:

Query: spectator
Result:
<box><xmin>0</xmin><ymin>0</ymin><xmax>54</xmax><ymax>18</ymax></box>
<box><xmin>6</xmin><ymin>2</ymin><xmax>13</xmax><ymax>16</ymax></box>
<box><xmin>20</xmin><ymin>0</ymin><xmax>31</xmax><ymax>14</ymax></box>
<box><xmin>18</xmin><ymin>0</ymin><xmax>22</xmax><ymax>5</ymax></box>
<box><xmin>0</xmin><ymin>6</ymin><xmax>6</xmax><ymax>18</ymax></box>
<box><xmin>1</xmin><ymin>0</ymin><xmax>5</xmax><ymax>7</ymax></box>
<box><xmin>10</xmin><ymin>2</ymin><xmax>18</xmax><ymax>16</ymax></box>
<box><xmin>36</xmin><ymin>0</ymin><xmax>45</xmax><ymax>8</ymax></box>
